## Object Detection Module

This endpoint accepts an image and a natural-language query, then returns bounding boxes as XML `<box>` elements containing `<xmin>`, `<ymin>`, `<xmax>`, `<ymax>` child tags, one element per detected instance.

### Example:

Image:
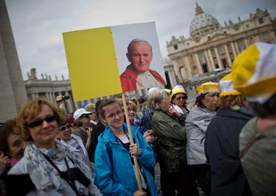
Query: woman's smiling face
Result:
<box><xmin>28</xmin><ymin>104</ymin><xmax>58</xmax><ymax>149</ymax></box>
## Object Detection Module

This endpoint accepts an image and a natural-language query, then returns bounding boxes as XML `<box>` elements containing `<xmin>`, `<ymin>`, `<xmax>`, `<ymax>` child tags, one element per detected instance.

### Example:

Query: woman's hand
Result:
<box><xmin>129</xmin><ymin>144</ymin><xmax>141</xmax><ymax>156</ymax></box>
<box><xmin>167</xmin><ymin>105</ymin><xmax>181</xmax><ymax>117</ymax></box>
<box><xmin>143</xmin><ymin>130</ymin><xmax>156</xmax><ymax>144</ymax></box>
<box><xmin>0</xmin><ymin>152</ymin><xmax>10</xmax><ymax>169</ymax></box>
<box><xmin>85</xmin><ymin>127</ymin><xmax>93</xmax><ymax>137</ymax></box>
<box><xmin>134</xmin><ymin>190</ymin><xmax>147</xmax><ymax>196</ymax></box>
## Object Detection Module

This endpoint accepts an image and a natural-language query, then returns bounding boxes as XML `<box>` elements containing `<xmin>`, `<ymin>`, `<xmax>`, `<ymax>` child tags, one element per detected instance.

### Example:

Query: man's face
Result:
<box><xmin>126</xmin><ymin>41</ymin><xmax>153</xmax><ymax>73</ymax></box>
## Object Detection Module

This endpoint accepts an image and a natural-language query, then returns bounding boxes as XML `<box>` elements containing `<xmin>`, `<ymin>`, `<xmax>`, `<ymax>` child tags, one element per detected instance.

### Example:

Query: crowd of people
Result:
<box><xmin>0</xmin><ymin>42</ymin><xmax>276</xmax><ymax>195</ymax></box>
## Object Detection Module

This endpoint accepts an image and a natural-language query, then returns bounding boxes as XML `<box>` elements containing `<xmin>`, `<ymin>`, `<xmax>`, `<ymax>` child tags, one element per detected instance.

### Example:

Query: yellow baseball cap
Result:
<box><xmin>196</xmin><ymin>82</ymin><xmax>220</xmax><ymax>95</ymax></box>
<box><xmin>219</xmin><ymin>73</ymin><xmax>241</xmax><ymax>97</ymax></box>
<box><xmin>232</xmin><ymin>42</ymin><xmax>276</xmax><ymax>103</ymax></box>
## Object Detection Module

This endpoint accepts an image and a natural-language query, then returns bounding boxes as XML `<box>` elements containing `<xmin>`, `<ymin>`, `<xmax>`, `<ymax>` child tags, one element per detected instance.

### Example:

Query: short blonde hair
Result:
<box><xmin>128</xmin><ymin>100</ymin><xmax>137</xmax><ymax>112</ymax></box>
<box><xmin>16</xmin><ymin>97</ymin><xmax>61</xmax><ymax>142</ymax></box>
<box><xmin>84</xmin><ymin>103</ymin><xmax>95</xmax><ymax>112</ymax></box>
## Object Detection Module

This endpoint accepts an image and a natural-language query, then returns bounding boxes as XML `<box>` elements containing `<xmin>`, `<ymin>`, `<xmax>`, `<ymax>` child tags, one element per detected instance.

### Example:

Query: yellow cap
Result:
<box><xmin>219</xmin><ymin>73</ymin><xmax>241</xmax><ymax>97</ymax></box>
<box><xmin>171</xmin><ymin>85</ymin><xmax>186</xmax><ymax>98</ymax></box>
<box><xmin>232</xmin><ymin>42</ymin><xmax>276</xmax><ymax>103</ymax></box>
<box><xmin>196</xmin><ymin>82</ymin><xmax>220</xmax><ymax>95</ymax></box>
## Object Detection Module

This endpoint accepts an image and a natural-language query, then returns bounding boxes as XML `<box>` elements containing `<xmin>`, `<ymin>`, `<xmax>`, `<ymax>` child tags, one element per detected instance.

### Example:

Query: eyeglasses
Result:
<box><xmin>59</xmin><ymin>124</ymin><xmax>71</xmax><ymax>131</ymax></box>
<box><xmin>106</xmin><ymin>110</ymin><xmax>123</xmax><ymax>119</ymax></box>
<box><xmin>27</xmin><ymin>114</ymin><xmax>57</xmax><ymax>128</ymax></box>
<box><xmin>176</xmin><ymin>96</ymin><xmax>186</xmax><ymax>100</ymax></box>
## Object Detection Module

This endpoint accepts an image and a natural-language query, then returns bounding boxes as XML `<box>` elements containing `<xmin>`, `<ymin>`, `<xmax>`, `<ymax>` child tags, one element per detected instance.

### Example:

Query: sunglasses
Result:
<box><xmin>176</xmin><ymin>96</ymin><xmax>186</xmax><ymax>100</ymax></box>
<box><xmin>27</xmin><ymin>114</ymin><xmax>57</xmax><ymax>128</ymax></box>
<box><xmin>80</xmin><ymin>114</ymin><xmax>89</xmax><ymax>118</ymax></box>
<box><xmin>59</xmin><ymin>124</ymin><xmax>71</xmax><ymax>131</ymax></box>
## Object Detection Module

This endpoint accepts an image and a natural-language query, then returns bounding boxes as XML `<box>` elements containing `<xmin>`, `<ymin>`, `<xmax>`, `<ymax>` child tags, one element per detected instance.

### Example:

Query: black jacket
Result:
<box><xmin>205</xmin><ymin>107</ymin><xmax>253</xmax><ymax>196</ymax></box>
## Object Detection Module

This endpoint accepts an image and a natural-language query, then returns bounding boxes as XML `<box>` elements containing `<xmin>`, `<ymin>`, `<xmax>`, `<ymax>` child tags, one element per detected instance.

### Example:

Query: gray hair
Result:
<box><xmin>147</xmin><ymin>87</ymin><xmax>168</xmax><ymax>110</ymax></box>
<box><xmin>127</xmin><ymin>38</ymin><xmax>152</xmax><ymax>53</ymax></box>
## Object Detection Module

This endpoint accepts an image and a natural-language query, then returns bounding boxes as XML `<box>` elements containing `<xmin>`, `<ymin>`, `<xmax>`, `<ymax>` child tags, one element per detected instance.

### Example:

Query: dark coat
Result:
<box><xmin>205</xmin><ymin>107</ymin><xmax>253</xmax><ymax>196</ymax></box>
<box><xmin>152</xmin><ymin>108</ymin><xmax>187</xmax><ymax>173</ymax></box>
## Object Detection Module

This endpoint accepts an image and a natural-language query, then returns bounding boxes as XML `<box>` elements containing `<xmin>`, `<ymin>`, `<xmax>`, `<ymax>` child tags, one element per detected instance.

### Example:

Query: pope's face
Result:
<box><xmin>126</xmin><ymin>41</ymin><xmax>153</xmax><ymax>73</ymax></box>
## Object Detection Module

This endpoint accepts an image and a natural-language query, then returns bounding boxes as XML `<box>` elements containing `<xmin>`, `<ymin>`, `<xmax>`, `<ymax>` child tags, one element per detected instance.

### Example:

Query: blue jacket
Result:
<box><xmin>94</xmin><ymin>123</ymin><xmax>158</xmax><ymax>196</ymax></box>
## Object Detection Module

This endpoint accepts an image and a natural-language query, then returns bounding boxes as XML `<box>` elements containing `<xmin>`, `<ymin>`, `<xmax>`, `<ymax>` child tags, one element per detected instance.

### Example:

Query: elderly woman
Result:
<box><xmin>147</xmin><ymin>87</ymin><xmax>198</xmax><ymax>196</ymax></box>
<box><xmin>4</xmin><ymin>98</ymin><xmax>102</xmax><ymax>196</ymax></box>
<box><xmin>94</xmin><ymin>98</ymin><xmax>158</xmax><ymax>196</ymax></box>
<box><xmin>185</xmin><ymin>82</ymin><xmax>220</xmax><ymax>196</ymax></box>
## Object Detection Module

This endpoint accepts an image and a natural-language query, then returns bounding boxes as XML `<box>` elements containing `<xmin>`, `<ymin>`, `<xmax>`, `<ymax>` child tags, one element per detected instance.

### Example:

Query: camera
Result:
<box><xmin>66</xmin><ymin>168</ymin><xmax>91</xmax><ymax>187</ymax></box>
<box><xmin>62</xmin><ymin>95</ymin><xmax>70</xmax><ymax>100</ymax></box>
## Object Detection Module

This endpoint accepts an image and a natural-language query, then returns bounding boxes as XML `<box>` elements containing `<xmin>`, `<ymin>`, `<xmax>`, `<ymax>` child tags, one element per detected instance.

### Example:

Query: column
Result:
<box><xmin>204</xmin><ymin>50</ymin><xmax>212</xmax><ymax>72</ymax></box>
<box><xmin>45</xmin><ymin>92</ymin><xmax>50</xmax><ymax>102</ymax></box>
<box><xmin>169</xmin><ymin>69</ymin><xmax>177</xmax><ymax>87</ymax></box>
<box><xmin>66</xmin><ymin>91</ymin><xmax>74</xmax><ymax>114</ymax></box>
<box><xmin>214</xmin><ymin>47</ymin><xmax>222</xmax><ymax>69</ymax></box>
<box><xmin>244</xmin><ymin>38</ymin><xmax>249</xmax><ymax>48</ymax></box>
<box><xmin>49</xmin><ymin>92</ymin><xmax>55</xmax><ymax>103</ymax></box>
<box><xmin>74</xmin><ymin>102</ymin><xmax>79</xmax><ymax>111</ymax></box>
<box><xmin>234</xmin><ymin>42</ymin><xmax>239</xmax><ymax>55</ymax></box>
<box><xmin>194</xmin><ymin>53</ymin><xmax>202</xmax><ymax>75</ymax></box>
<box><xmin>224</xmin><ymin>44</ymin><xmax>232</xmax><ymax>67</ymax></box>
<box><xmin>183</xmin><ymin>56</ymin><xmax>191</xmax><ymax>79</ymax></box>
<box><xmin>207</xmin><ymin>49</ymin><xmax>215</xmax><ymax>71</ymax></box>
<box><xmin>231</xmin><ymin>42</ymin><xmax>237</xmax><ymax>57</ymax></box>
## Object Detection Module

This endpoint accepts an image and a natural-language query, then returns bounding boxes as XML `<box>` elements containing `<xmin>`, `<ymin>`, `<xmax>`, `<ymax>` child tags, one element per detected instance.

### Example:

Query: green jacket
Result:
<box><xmin>152</xmin><ymin>108</ymin><xmax>187</xmax><ymax>173</ymax></box>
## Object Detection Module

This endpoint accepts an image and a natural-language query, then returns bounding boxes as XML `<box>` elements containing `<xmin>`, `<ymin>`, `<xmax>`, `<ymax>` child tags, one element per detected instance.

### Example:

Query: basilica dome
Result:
<box><xmin>189</xmin><ymin>3</ymin><xmax>221</xmax><ymax>37</ymax></box>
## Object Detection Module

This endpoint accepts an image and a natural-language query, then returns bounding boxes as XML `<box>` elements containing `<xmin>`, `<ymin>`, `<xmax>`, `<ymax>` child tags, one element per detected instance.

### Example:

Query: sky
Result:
<box><xmin>5</xmin><ymin>0</ymin><xmax>276</xmax><ymax>80</ymax></box>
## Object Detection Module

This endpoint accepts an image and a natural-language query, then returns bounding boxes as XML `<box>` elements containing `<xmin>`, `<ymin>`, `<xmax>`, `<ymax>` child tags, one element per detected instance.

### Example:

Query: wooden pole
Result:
<box><xmin>122</xmin><ymin>93</ymin><xmax>142</xmax><ymax>191</ymax></box>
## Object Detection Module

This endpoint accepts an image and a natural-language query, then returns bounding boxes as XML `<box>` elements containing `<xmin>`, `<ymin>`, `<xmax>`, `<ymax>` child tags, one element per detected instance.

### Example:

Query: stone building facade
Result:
<box><xmin>166</xmin><ymin>3</ymin><xmax>276</xmax><ymax>88</ymax></box>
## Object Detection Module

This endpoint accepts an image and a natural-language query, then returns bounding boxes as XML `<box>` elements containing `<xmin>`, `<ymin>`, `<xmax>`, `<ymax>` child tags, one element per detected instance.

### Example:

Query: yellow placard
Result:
<box><xmin>63</xmin><ymin>27</ymin><xmax>121</xmax><ymax>101</ymax></box>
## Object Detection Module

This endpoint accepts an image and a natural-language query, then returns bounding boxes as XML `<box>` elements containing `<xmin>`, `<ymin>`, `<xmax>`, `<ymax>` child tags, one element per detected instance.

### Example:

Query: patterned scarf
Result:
<box><xmin>25</xmin><ymin>139</ymin><xmax>92</xmax><ymax>195</ymax></box>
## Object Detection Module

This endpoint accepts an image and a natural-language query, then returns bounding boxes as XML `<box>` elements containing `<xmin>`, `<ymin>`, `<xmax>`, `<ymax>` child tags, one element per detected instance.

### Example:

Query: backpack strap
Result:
<box><xmin>105</xmin><ymin>143</ymin><xmax>113</xmax><ymax>172</ymax></box>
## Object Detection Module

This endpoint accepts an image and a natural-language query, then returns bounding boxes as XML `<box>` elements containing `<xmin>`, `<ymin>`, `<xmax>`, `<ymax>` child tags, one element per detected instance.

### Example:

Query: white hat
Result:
<box><xmin>73</xmin><ymin>108</ymin><xmax>91</xmax><ymax>121</ymax></box>
<box><xmin>171</xmin><ymin>85</ymin><xmax>187</xmax><ymax>98</ymax></box>
<box><xmin>219</xmin><ymin>73</ymin><xmax>241</xmax><ymax>97</ymax></box>
<box><xmin>232</xmin><ymin>42</ymin><xmax>276</xmax><ymax>104</ymax></box>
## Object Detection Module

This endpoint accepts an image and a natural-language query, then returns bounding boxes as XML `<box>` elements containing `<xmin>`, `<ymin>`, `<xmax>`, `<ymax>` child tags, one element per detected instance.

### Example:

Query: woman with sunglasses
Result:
<box><xmin>3</xmin><ymin>98</ymin><xmax>102</xmax><ymax>196</ymax></box>
<box><xmin>171</xmin><ymin>85</ymin><xmax>190</xmax><ymax>115</ymax></box>
<box><xmin>72</xmin><ymin>108</ymin><xmax>93</xmax><ymax>151</ymax></box>
<box><xmin>185</xmin><ymin>82</ymin><xmax>221</xmax><ymax>196</ymax></box>
<box><xmin>94</xmin><ymin>98</ymin><xmax>158</xmax><ymax>196</ymax></box>
<box><xmin>58</xmin><ymin>116</ymin><xmax>91</xmax><ymax>169</ymax></box>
